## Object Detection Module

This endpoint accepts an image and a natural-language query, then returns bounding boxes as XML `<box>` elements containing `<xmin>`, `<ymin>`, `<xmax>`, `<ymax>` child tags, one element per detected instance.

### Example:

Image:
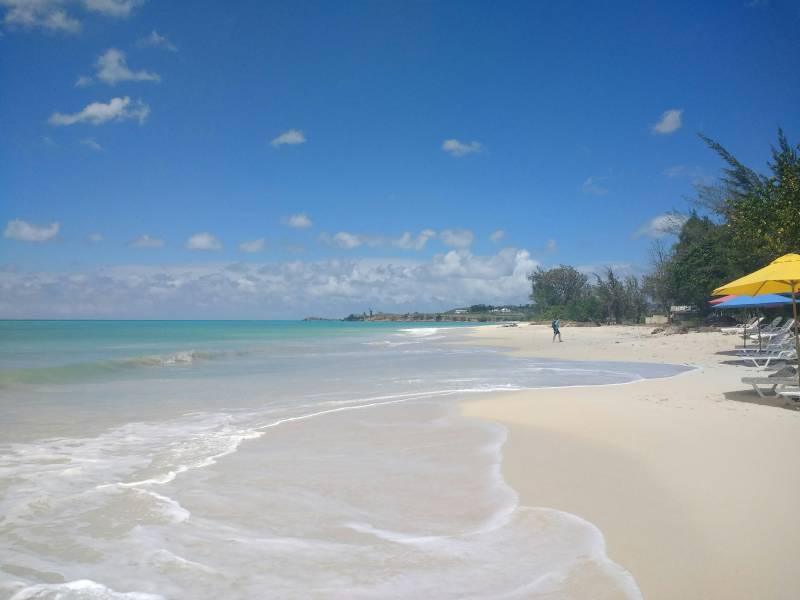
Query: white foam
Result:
<box><xmin>397</xmin><ymin>327</ymin><xmax>440</xmax><ymax>336</ymax></box>
<box><xmin>149</xmin><ymin>549</ymin><xmax>217</xmax><ymax>575</ymax></box>
<box><xmin>9</xmin><ymin>579</ymin><xmax>165</xmax><ymax>600</ymax></box>
<box><xmin>138</xmin><ymin>490</ymin><xmax>191</xmax><ymax>523</ymax></box>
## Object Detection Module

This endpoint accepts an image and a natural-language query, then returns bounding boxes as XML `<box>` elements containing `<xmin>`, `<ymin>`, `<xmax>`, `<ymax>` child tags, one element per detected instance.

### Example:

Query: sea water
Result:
<box><xmin>0</xmin><ymin>321</ymin><xmax>689</xmax><ymax>599</ymax></box>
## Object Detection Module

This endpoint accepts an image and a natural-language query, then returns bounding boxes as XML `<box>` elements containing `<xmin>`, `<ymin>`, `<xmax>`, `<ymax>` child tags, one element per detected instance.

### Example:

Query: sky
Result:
<box><xmin>1</xmin><ymin>0</ymin><xmax>799</xmax><ymax>318</ymax></box>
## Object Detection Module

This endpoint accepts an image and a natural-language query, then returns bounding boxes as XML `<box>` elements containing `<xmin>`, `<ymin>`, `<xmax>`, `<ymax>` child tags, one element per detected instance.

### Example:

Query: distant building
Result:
<box><xmin>645</xmin><ymin>315</ymin><xmax>669</xmax><ymax>325</ymax></box>
<box><xmin>454</xmin><ymin>309</ymin><xmax>468</xmax><ymax>314</ymax></box>
<box><xmin>670</xmin><ymin>305</ymin><xmax>699</xmax><ymax>323</ymax></box>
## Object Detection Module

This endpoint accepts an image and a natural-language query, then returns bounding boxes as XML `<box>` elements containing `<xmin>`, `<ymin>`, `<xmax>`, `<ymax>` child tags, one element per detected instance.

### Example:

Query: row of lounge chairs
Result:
<box><xmin>720</xmin><ymin>316</ymin><xmax>764</xmax><ymax>335</ymax></box>
<box><xmin>734</xmin><ymin>318</ymin><xmax>798</xmax><ymax>399</ymax></box>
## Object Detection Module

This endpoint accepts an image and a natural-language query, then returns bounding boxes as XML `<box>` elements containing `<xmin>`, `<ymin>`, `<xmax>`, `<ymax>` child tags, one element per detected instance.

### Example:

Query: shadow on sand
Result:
<box><xmin>723</xmin><ymin>389</ymin><xmax>800</xmax><ymax>412</ymax></box>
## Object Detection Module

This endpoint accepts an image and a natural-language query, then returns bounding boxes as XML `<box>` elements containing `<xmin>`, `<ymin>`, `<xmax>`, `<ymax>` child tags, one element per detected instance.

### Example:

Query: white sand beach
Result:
<box><xmin>462</xmin><ymin>323</ymin><xmax>800</xmax><ymax>600</ymax></box>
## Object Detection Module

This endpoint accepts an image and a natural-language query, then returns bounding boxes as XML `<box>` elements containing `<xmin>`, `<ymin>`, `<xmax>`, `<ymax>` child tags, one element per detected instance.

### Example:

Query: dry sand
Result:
<box><xmin>460</xmin><ymin>323</ymin><xmax>800</xmax><ymax>600</ymax></box>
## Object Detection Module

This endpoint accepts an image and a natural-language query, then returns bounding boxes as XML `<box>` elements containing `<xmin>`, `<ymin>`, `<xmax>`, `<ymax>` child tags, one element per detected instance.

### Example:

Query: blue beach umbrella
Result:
<box><xmin>714</xmin><ymin>294</ymin><xmax>793</xmax><ymax>309</ymax></box>
<box><xmin>715</xmin><ymin>294</ymin><xmax>792</xmax><ymax>351</ymax></box>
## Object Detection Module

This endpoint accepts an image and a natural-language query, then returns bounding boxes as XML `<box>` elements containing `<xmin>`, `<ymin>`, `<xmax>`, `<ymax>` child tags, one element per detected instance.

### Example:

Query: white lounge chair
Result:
<box><xmin>738</xmin><ymin>332</ymin><xmax>792</xmax><ymax>356</ymax></box>
<box><xmin>747</xmin><ymin>347</ymin><xmax>797</xmax><ymax>369</ymax></box>
<box><xmin>742</xmin><ymin>316</ymin><xmax>782</xmax><ymax>339</ymax></box>
<box><xmin>753</xmin><ymin>319</ymin><xmax>795</xmax><ymax>341</ymax></box>
<box><xmin>721</xmin><ymin>316</ymin><xmax>764</xmax><ymax>335</ymax></box>
<box><xmin>742</xmin><ymin>366</ymin><xmax>798</xmax><ymax>397</ymax></box>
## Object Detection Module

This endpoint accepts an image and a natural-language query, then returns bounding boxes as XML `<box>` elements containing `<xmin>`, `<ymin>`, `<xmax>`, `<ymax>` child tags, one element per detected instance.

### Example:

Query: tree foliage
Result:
<box><xmin>642</xmin><ymin>240</ymin><xmax>673</xmax><ymax>315</ymax></box>
<box><xmin>528</xmin><ymin>266</ymin><xmax>645</xmax><ymax>323</ymax></box>
<box><xmin>666</xmin><ymin>214</ymin><xmax>733</xmax><ymax>309</ymax></box>
<box><xmin>527</xmin><ymin>266</ymin><xmax>588</xmax><ymax>308</ymax></box>
<box><xmin>655</xmin><ymin>128</ymin><xmax>799</xmax><ymax>311</ymax></box>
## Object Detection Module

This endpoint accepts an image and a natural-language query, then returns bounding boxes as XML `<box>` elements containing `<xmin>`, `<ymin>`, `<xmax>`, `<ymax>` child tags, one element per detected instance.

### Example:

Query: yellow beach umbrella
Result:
<box><xmin>713</xmin><ymin>253</ymin><xmax>800</xmax><ymax>388</ymax></box>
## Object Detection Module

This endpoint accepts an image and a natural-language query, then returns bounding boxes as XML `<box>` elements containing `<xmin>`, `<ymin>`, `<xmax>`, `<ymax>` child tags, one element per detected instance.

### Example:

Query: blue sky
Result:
<box><xmin>1</xmin><ymin>0</ymin><xmax>798</xmax><ymax>318</ymax></box>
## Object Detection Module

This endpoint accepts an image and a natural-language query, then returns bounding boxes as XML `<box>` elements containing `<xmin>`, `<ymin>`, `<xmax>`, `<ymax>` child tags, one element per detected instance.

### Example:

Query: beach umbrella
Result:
<box><xmin>713</xmin><ymin>254</ymin><xmax>800</xmax><ymax>388</ymax></box>
<box><xmin>709</xmin><ymin>294</ymin><xmax>737</xmax><ymax>306</ymax></box>
<box><xmin>714</xmin><ymin>294</ymin><xmax>793</xmax><ymax>309</ymax></box>
<box><xmin>715</xmin><ymin>294</ymin><xmax>793</xmax><ymax>351</ymax></box>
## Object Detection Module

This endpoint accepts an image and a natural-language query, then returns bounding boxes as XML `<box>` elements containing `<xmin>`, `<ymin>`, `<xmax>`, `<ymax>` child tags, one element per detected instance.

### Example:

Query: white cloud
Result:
<box><xmin>271</xmin><ymin>129</ymin><xmax>306</xmax><ymax>147</ymax></box>
<box><xmin>1</xmin><ymin>0</ymin><xmax>143</xmax><ymax>34</ymax></box>
<box><xmin>489</xmin><ymin>229</ymin><xmax>505</xmax><ymax>243</ymax></box>
<box><xmin>663</xmin><ymin>165</ymin><xmax>713</xmax><ymax>185</ymax></box>
<box><xmin>331</xmin><ymin>231</ymin><xmax>366</xmax><ymax>250</ymax></box>
<box><xmin>391</xmin><ymin>229</ymin><xmax>436</xmax><ymax>250</ymax></box>
<box><xmin>284</xmin><ymin>213</ymin><xmax>312</xmax><ymax>228</ymax></box>
<box><xmin>135</xmin><ymin>29</ymin><xmax>176</xmax><ymax>51</ymax></box>
<box><xmin>0</xmin><ymin>248</ymin><xmax>539</xmax><ymax>318</ymax></box>
<box><xmin>48</xmin><ymin>96</ymin><xmax>150</xmax><ymax>126</ymax></box>
<box><xmin>75</xmin><ymin>75</ymin><xmax>93</xmax><ymax>87</ymax></box>
<box><xmin>186</xmin><ymin>232</ymin><xmax>222</xmax><ymax>251</ymax></box>
<box><xmin>546</xmin><ymin>238</ymin><xmax>557</xmax><ymax>253</ymax></box>
<box><xmin>3</xmin><ymin>219</ymin><xmax>60</xmax><ymax>242</ymax></box>
<box><xmin>442</xmin><ymin>139</ymin><xmax>482</xmax><ymax>157</ymax></box>
<box><xmin>239</xmin><ymin>238</ymin><xmax>265</xmax><ymax>253</ymax></box>
<box><xmin>130</xmin><ymin>233</ymin><xmax>164</xmax><ymax>248</ymax></box>
<box><xmin>632</xmin><ymin>213</ymin><xmax>688</xmax><ymax>239</ymax></box>
<box><xmin>322</xmin><ymin>229</ymin><xmax>436</xmax><ymax>251</ymax></box>
<box><xmin>581</xmin><ymin>176</ymin><xmax>609</xmax><ymax>196</ymax></box>
<box><xmin>1</xmin><ymin>1</ymin><xmax>81</xmax><ymax>32</ymax></box>
<box><xmin>652</xmin><ymin>109</ymin><xmax>683</xmax><ymax>134</ymax></box>
<box><xmin>83</xmin><ymin>0</ymin><xmax>143</xmax><ymax>17</ymax></box>
<box><xmin>80</xmin><ymin>137</ymin><xmax>103</xmax><ymax>151</ymax></box>
<box><xmin>439</xmin><ymin>228</ymin><xmax>474</xmax><ymax>248</ymax></box>
<box><xmin>96</xmin><ymin>48</ymin><xmax>159</xmax><ymax>85</ymax></box>
<box><xmin>86</xmin><ymin>232</ymin><xmax>103</xmax><ymax>243</ymax></box>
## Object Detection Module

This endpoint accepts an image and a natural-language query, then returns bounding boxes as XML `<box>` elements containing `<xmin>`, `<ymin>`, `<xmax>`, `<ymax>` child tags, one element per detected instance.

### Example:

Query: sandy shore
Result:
<box><xmin>461</xmin><ymin>323</ymin><xmax>800</xmax><ymax>600</ymax></box>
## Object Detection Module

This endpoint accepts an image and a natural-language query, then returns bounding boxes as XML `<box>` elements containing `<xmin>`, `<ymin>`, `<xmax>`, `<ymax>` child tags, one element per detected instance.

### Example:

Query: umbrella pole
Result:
<box><xmin>755</xmin><ymin>310</ymin><xmax>761</xmax><ymax>351</ymax></box>
<box><xmin>792</xmin><ymin>282</ymin><xmax>799</xmax><ymax>389</ymax></box>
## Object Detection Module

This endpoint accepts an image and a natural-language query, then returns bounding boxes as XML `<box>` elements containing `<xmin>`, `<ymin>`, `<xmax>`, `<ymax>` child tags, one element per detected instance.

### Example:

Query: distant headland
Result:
<box><xmin>304</xmin><ymin>304</ymin><xmax>535</xmax><ymax>323</ymax></box>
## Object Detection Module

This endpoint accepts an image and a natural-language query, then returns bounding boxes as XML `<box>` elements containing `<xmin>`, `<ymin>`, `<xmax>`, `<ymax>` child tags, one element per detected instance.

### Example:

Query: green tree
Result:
<box><xmin>527</xmin><ymin>266</ymin><xmax>589</xmax><ymax>310</ymax></box>
<box><xmin>593</xmin><ymin>268</ymin><xmax>627</xmax><ymax>323</ymax></box>
<box><xmin>645</xmin><ymin>129</ymin><xmax>799</xmax><ymax>315</ymax></box>
<box><xmin>666</xmin><ymin>214</ymin><xmax>732</xmax><ymax>309</ymax></box>
<box><xmin>564</xmin><ymin>295</ymin><xmax>604</xmax><ymax>322</ymax></box>
<box><xmin>642</xmin><ymin>240</ymin><xmax>674</xmax><ymax>315</ymax></box>
<box><xmin>623</xmin><ymin>275</ymin><xmax>648</xmax><ymax>322</ymax></box>
<box><xmin>697</xmin><ymin>129</ymin><xmax>800</xmax><ymax>271</ymax></box>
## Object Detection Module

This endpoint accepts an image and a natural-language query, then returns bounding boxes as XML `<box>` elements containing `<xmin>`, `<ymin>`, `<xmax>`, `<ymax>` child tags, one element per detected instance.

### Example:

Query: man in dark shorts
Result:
<box><xmin>552</xmin><ymin>317</ymin><xmax>562</xmax><ymax>342</ymax></box>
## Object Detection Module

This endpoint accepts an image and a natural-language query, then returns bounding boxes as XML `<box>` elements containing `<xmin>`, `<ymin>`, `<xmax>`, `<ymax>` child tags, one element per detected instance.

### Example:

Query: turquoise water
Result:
<box><xmin>0</xmin><ymin>320</ymin><xmax>470</xmax><ymax>385</ymax></box>
<box><xmin>0</xmin><ymin>321</ymin><xmax>685</xmax><ymax>599</ymax></box>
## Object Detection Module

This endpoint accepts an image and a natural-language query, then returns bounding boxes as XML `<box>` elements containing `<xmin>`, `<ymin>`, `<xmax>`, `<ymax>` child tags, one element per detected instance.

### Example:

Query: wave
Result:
<box><xmin>0</xmin><ymin>350</ymin><xmax>219</xmax><ymax>387</ymax></box>
<box><xmin>397</xmin><ymin>328</ymin><xmax>440</xmax><ymax>337</ymax></box>
<box><xmin>5</xmin><ymin>579</ymin><xmax>166</xmax><ymax>600</ymax></box>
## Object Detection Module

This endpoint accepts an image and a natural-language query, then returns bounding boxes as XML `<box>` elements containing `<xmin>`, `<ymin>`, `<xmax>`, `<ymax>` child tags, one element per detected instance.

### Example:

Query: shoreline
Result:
<box><xmin>460</xmin><ymin>323</ymin><xmax>800</xmax><ymax>600</ymax></box>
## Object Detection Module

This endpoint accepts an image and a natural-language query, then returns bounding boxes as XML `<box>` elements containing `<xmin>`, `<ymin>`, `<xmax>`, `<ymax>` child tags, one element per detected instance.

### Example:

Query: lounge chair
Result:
<box><xmin>738</xmin><ymin>332</ymin><xmax>792</xmax><ymax>355</ymax></box>
<box><xmin>750</xmin><ymin>319</ymin><xmax>794</xmax><ymax>339</ymax></box>
<box><xmin>777</xmin><ymin>387</ymin><xmax>800</xmax><ymax>401</ymax></box>
<box><xmin>742</xmin><ymin>366</ymin><xmax>798</xmax><ymax>397</ymax></box>
<box><xmin>747</xmin><ymin>318</ymin><xmax>794</xmax><ymax>340</ymax></box>
<box><xmin>721</xmin><ymin>316</ymin><xmax>764</xmax><ymax>335</ymax></box>
<box><xmin>742</xmin><ymin>316</ymin><xmax>782</xmax><ymax>339</ymax></box>
<box><xmin>747</xmin><ymin>347</ymin><xmax>797</xmax><ymax>369</ymax></box>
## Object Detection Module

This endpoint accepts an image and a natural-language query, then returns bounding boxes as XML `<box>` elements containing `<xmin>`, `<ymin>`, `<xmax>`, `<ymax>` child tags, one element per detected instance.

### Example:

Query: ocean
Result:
<box><xmin>0</xmin><ymin>321</ymin><xmax>688</xmax><ymax>599</ymax></box>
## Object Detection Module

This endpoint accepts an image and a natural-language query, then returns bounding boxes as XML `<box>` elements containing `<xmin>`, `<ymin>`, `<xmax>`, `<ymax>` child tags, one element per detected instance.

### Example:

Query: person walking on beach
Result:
<box><xmin>552</xmin><ymin>317</ymin><xmax>562</xmax><ymax>342</ymax></box>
